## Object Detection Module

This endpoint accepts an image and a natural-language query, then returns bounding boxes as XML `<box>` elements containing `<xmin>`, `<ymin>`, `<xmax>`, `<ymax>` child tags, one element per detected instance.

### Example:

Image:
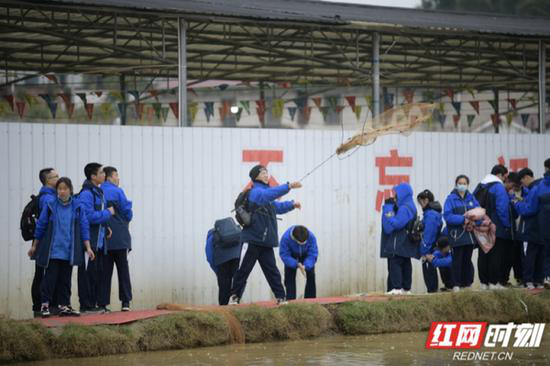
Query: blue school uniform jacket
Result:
<box><xmin>102</xmin><ymin>181</ymin><xmax>132</xmax><ymax>251</ymax></box>
<box><xmin>33</xmin><ymin>197</ymin><xmax>90</xmax><ymax>268</ymax></box>
<box><xmin>240</xmin><ymin>182</ymin><xmax>295</xmax><ymax>248</ymax></box>
<box><xmin>420</xmin><ymin>201</ymin><xmax>443</xmax><ymax>256</ymax></box>
<box><xmin>515</xmin><ymin>180</ymin><xmax>542</xmax><ymax>244</ymax></box>
<box><xmin>205</xmin><ymin>229</ymin><xmax>242</xmax><ymax>273</ymax></box>
<box><xmin>79</xmin><ymin>180</ymin><xmax>111</xmax><ymax>252</ymax></box>
<box><xmin>431</xmin><ymin>249</ymin><xmax>452</xmax><ymax>268</ymax></box>
<box><xmin>279</xmin><ymin>226</ymin><xmax>319</xmax><ymax>270</ymax></box>
<box><xmin>515</xmin><ymin>172</ymin><xmax>550</xmax><ymax>242</ymax></box>
<box><xmin>478</xmin><ymin>175</ymin><xmax>513</xmax><ymax>240</ymax></box>
<box><xmin>380</xmin><ymin>183</ymin><xmax>420</xmax><ymax>259</ymax></box>
<box><xmin>443</xmin><ymin>190</ymin><xmax>479</xmax><ymax>247</ymax></box>
<box><xmin>38</xmin><ymin>186</ymin><xmax>57</xmax><ymax>212</ymax></box>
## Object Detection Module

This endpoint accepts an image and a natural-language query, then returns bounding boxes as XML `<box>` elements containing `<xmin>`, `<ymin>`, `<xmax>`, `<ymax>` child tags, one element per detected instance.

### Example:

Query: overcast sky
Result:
<box><xmin>321</xmin><ymin>0</ymin><xmax>420</xmax><ymax>8</ymax></box>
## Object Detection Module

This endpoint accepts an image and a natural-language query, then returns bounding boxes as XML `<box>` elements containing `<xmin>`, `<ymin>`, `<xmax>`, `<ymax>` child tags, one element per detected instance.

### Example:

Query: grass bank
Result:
<box><xmin>1</xmin><ymin>290</ymin><xmax>549</xmax><ymax>363</ymax></box>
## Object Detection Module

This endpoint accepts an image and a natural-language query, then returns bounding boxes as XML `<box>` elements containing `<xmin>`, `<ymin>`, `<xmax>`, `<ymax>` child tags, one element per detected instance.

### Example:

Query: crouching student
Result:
<box><xmin>425</xmin><ymin>237</ymin><xmax>453</xmax><ymax>285</ymax></box>
<box><xmin>205</xmin><ymin>225</ymin><xmax>242</xmax><ymax>305</ymax></box>
<box><xmin>279</xmin><ymin>225</ymin><xmax>319</xmax><ymax>300</ymax></box>
<box><xmin>417</xmin><ymin>190</ymin><xmax>443</xmax><ymax>293</ymax></box>
<box><xmin>28</xmin><ymin>177</ymin><xmax>95</xmax><ymax>317</ymax></box>
<box><xmin>380</xmin><ymin>182</ymin><xmax>420</xmax><ymax>295</ymax></box>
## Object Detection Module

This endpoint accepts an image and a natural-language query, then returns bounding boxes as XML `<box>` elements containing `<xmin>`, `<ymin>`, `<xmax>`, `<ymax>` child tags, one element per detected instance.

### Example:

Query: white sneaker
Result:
<box><xmin>452</xmin><ymin>286</ymin><xmax>460</xmax><ymax>292</ymax></box>
<box><xmin>228</xmin><ymin>295</ymin><xmax>240</xmax><ymax>305</ymax></box>
<box><xmin>479</xmin><ymin>284</ymin><xmax>489</xmax><ymax>291</ymax></box>
<box><xmin>403</xmin><ymin>290</ymin><xmax>412</xmax><ymax>295</ymax></box>
<box><xmin>536</xmin><ymin>284</ymin><xmax>545</xmax><ymax>290</ymax></box>
<box><xmin>489</xmin><ymin>284</ymin><xmax>506</xmax><ymax>290</ymax></box>
<box><xmin>525</xmin><ymin>282</ymin><xmax>535</xmax><ymax>290</ymax></box>
<box><xmin>496</xmin><ymin>284</ymin><xmax>507</xmax><ymax>290</ymax></box>
<box><xmin>386</xmin><ymin>289</ymin><xmax>403</xmax><ymax>295</ymax></box>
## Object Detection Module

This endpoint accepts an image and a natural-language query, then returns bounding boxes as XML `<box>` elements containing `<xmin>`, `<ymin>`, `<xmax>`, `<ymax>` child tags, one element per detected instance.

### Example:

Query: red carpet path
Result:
<box><xmin>36</xmin><ymin>289</ymin><xmax>545</xmax><ymax>328</ymax></box>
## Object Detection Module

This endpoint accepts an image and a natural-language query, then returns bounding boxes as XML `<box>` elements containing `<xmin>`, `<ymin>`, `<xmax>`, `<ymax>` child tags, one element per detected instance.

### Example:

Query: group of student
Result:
<box><xmin>381</xmin><ymin>159</ymin><xmax>550</xmax><ymax>295</ymax></box>
<box><xmin>27</xmin><ymin>163</ymin><xmax>133</xmax><ymax>317</ymax></box>
<box><xmin>206</xmin><ymin>164</ymin><xmax>319</xmax><ymax>305</ymax></box>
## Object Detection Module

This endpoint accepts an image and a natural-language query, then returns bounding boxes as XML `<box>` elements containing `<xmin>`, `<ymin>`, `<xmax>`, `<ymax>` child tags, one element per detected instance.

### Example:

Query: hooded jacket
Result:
<box><xmin>79</xmin><ymin>180</ymin><xmax>111</xmax><ymax>252</ymax></box>
<box><xmin>443</xmin><ymin>189</ymin><xmax>479</xmax><ymax>247</ymax></box>
<box><xmin>478</xmin><ymin>174</ymin><xmax>513</xmax><ymax>240</ymax></box>
<box><xmin>420</xmin><ymin>201</ymin><xmax>443</xmax><ymax>256</ymax></box>
<box><xmin>279</xmin><ymin>226</ymin><xmax>319</xmax><ymax>270</ymax></box>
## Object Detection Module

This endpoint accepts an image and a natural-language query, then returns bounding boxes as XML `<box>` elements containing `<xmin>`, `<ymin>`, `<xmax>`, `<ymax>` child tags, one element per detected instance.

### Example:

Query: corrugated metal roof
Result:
<box><xmin>43</xmin><ymin>0</ymin><xmax>550</xmax><ymax>37</ymax></box>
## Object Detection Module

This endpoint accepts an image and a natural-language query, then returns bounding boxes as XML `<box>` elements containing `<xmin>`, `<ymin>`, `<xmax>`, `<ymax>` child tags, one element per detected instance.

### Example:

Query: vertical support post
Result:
<box><xmin>539</xmin><ymin>40</ymin><xmax>546</xmax><ymax>134</ymax></box>
<box><xmin>120</xmin><ymin>74</ymin><xmax>127</xmax><ymax>125</ymax></box>
<box><xmin>178</xmin><ymin>17</ymin><xmax>187</xmax><ymax>127</ymax></box>
<box><xmin>372</xmin><ymin>32</ymin><xmax>380</xmax><ymax>127</ymax></box>
<box><xmin>493</xmin><ymin>88</ymin><xmax>499</xmax><ymax>134</ymax></box>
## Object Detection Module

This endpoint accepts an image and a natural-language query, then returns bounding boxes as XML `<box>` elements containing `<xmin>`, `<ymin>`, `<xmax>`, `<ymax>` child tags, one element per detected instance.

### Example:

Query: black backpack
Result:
<box><xmin>473</xmin><ymin>182</ymin><xmax>496</xmax><ymax>210</ymax></box>
<box><xmin>214</xmin><ymin>217</ymin><xmax>241</xmax><ymax>247</ymax></box>
<box><xmin>20</xmin><ymin>193</ymin><xmax>43</xmax><ymax>241</ymax></box>
<box><xmin>234</xmin><ymin>190</ymin><xmax>252</xmax><ymax>227</ymax></box>
<box><xmin>406</xmin><ymin>216</ymin><xmax>424</xmax><ymax>245</ymax></box>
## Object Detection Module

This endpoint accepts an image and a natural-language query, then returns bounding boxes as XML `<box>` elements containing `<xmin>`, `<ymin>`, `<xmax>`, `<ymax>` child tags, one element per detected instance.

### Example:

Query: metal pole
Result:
<box><xmin>372</xmin><ymin>32</ymin><xmax>380</xmax><ymax>127</ymax></box>
<box><xmin>539</xmin><ymin>40</ymin><xmax>546</xmax><ymax>134</ymax></box>
<box><xmin>178</xmin><ymin>18</ymin><xmax>187</xmax><ymax>127</ymax></box>
<box><xmin>120</xmin><ymin>74</ymin><xmax>127</xmax><ymax>125</ymax></box>
<box><xmin>494</xmin><ymin>88</ymin><xmax>499</xmax><ymax>134</ymax></box>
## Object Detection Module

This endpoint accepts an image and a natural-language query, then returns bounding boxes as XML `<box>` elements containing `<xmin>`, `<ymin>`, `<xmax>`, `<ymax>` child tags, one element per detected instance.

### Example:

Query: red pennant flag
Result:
<box><xmin>345</xmin><ymin>96</ymin><xmax>356</xmax><ymax>112</ymax></box>
<box><xmin>58</xmin><ymin>93</ymin><xmax>71</xmax><ymax>106</ymax></box>
<box><xmin>508</xmin><ymin>98</ymin><xmax>517</xmax><ymax>110</ymax></box>
<box><xmin>403</xmin><ymin>89</ymin><xmax>414</xmax><ymax>104</ymax></box>
<box><xmin>452</xmin><ymin>114</ymin><xmax>460</xmax><ymax>128</ymax></box>
<box><xmin>95</xmin><ymin>91</ymin><xmax>103</xmax><ymax>98</ymax></box>
<box><xmin>149</xmin><ymin>90</ymin><xmax>159</xmax><ymax>99</ymax></box>
<box><xmin>85</xmin><ymin>104</ymin><xmax>94</xmax><ymax>120</ymax></box>
<box><xmin>491</xmin><ymin>114</ymin><xmax>501</xmax><ymax>127</ymax></box>
<box><xmin>256</xmin><ymin>100</ymin><xmax>266</xmax><ymax>125</ymax></box>
<box><xmin>3</xmin><ymin>95</ymin><xmax>14</xmax><ymax>111</ymax></box>
<box><xmin>302</xmin><ymin>106</ymin><xmax>312</xmax><ymax>122</ymax></box>
<box><xmin>446</xmin><ymin>88</ymin><xmax>454</xmax><ymax>100</ymax></box>
<box><xmin>169</xmin><ymin>102</ymin><xmax>178</xmax><ymax>119</ymax></box>
<box><xmin>312</xmin><ymin>97</ymin><xmax>322</xmax><ymax>109</ymax></box>
<box><xmin>135</xmin><ymin>103</ymin><xmax>144</xmax><ymax>120</ymax></box>
<box><xmin>16</xmin><ymin>101</ymin><xmax>26</xmax><ymax>119</ymax></box>
<box><xmin>147</xmin><ymin>106</ymin><xmax>154</xmax><ymax>121</ymax></box>
<box><xmin>67</xmin><ymin>103</ymin><xmax>75</xmax><ymax>118</ymax></box>
<box><xmin>45</xmin><ymin>75</ymin><xmax>58</xmax><ymax>84</ymax></box>
<box><xmin>219</xmin><ymin>101</ymin><xmax>231</xmax><ymax>121</ymax></box>
<box><xmin>469</xmin><ymin>101</ymin><xmax>480</xmax><ymax>115</ymax></box>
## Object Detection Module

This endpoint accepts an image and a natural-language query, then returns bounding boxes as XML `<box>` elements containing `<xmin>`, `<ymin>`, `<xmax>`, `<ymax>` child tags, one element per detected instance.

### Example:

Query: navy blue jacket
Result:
<box><xmin>38</xmin><ymin>186</ymin><xmax>57</xmax><ymax>212</ymax></box>
<box><xmin>431</xmin><ymin>250</ymin><xmax>452</xmax><ymax>268</ymax></box>
<box><xmin>79</xmin><ymin>180</ymin><xmax>112</xmax><ymax>252</ymax></box>
<box><xmin>380</xmin><ymin>183</ymin><xmax>419</xmax><ymax>259</ymax></box>
<box><xmin>205</xmin><ymin>229</ymin><xmax>242</xmax><ymax>273</ymax></box>
<box><xmin>240</xmin><ymin>182</ymin><xmax>295</xmax><ymax>248</ymax></box>
<box><xmin>443</xmin><ymin>190</ymin><xmax>479</xmax><ymax>247</ymax></box>
<box><xmin>102</xmin><ymin>181</ymin><xmax>132</xmax><ymax>251</ymax></box>
<box><xmin>33</xmin><ymin>197</ymin><xmax>90</xmax><ymax>268</ymax></box>
<box><xmin>478</xmin><ymin>176</ymin><xmax>513</xmax><ymax>240</ymax></box>
<box><xmin>516</xmin><ymin>172</ymin><xmax>550</xmax><ymax>242</ymax></box>
<box><xmin>420</xmin><ymin>201</ymin><xmax>443</xmax><ymax>256</ymax></box>
<box><xmin>279</xmin><ymin>226</ymin><xmax>319</xmax><ymax>270</ymax></box>
<box><xmin>515</xmin><ymin>180</ymin><xmax>542</xmax><ymax>244</ymax></box>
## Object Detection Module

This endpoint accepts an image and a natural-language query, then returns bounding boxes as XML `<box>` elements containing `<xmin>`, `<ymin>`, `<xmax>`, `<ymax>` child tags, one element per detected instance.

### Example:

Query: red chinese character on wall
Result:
<box><xmin>375</xmin><ymin>149</ymin><xmax>413</xmax><ymax>212</ymax></box>
<box><xmin>497</xmin><ymin>156</ymin><xmax>528</xmax><ymax>172</ymax></box>
<box><xmin>242</xmin><ymin>149</ymin><xmax>283</xmax><ymax>187</ymax></box>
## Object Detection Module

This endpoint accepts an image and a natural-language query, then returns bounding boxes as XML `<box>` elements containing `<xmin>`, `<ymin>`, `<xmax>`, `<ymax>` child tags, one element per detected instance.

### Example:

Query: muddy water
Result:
<box><xmin>15</xmin><ymin>330</ymin><xmax>550</xmax><ymax>366</ymax></box>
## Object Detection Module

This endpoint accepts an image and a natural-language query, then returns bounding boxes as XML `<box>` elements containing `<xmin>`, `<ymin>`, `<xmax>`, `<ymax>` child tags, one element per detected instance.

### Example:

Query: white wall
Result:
<box><xmin>0</xmin><ymin>122</ymin><xmax>548</xmax><ymax>319</ymax></box>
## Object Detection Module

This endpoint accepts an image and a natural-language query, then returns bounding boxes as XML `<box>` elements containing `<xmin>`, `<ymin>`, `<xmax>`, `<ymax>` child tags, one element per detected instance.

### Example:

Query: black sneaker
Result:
<box><xmin>41</xmin><ymin>305</ymin><xmax>50</xmax><ymax>318</ymax></box>
<box><xmin>99</xmin><ymin>306</ymin><xmax>111</xmax><ymax>314</ymax></box>
<box><xmin>228</xmin><ymin>295</ymin><xmax>240</xmax><ymax>305</ymax></box>
<box><xmin>276</xmin><ymin>298</ymin><xmax>288</xmax><ymax>305</ymax></box>
<box><xmin>50</xmin><ymin>306</ymin><xmax>61</xmax><ymax>316</ymax></box>
<box><xmin>59</xmin><ymin>305</ymin><xmax>80</xmax><ymax>317</ymax></box>
<box><xmin>121</xmin><ymin>302</ymin><xmax>130</xmax><ymax>312</ymax></box>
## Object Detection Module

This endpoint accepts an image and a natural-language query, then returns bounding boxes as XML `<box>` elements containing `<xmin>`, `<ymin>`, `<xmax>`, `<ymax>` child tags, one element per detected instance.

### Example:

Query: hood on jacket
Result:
<box><xmin>39</xmin><ymin>186</ymin><xmax>56</xmax><ymax>196</ymax></box>
<box><xmin>425</xmin><ymin>201</ymin><xmax>442</xmax><ymax>213</ymax></box>
<box><xmin>481</xmin><ymin>174</ymin><xmax>503</xmax><ymax>185</ymax></box>
<box><xmin>394</xmin><ymin>182</ymin><xmax>417</xmax><ymax>216</ymax></box>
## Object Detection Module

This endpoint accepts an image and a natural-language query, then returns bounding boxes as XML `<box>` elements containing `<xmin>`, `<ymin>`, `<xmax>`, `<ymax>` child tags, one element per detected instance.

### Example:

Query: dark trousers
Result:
<box><xmin>32</xmin><ymin>263</ymin><xmax>45</xmax><ymax>311</ymax></box>
<box><xmin>439</xmin><ymin>267</ymin><xmax>454</xmax><ymax>289</ymax></box>
<box><xmin>78</xmin><ymin>249</ymin><xmax>106</xmax><ymax>309</ymax></box>
<box><xmin>231</xmin><ymin>244</ymin><xmax>286</xmax><ymax>299</ymax></box>
<box><xmin>40</xmin><ymin>259</ymin><xmax>72</xmax><ymax>306</ymax></box>
<box><xmin>100</xmin><ymin>249</ymin><xmax>132</xmax><ymax>307</ymax></box>
<box><xmin>284</xmin><ymin>265</ymin><xmax>316</xmax><ymax>300</ymax></box>
<box><xmin>387</xmin><ymin>256</ymin><xmax>412</xmax><ymax>291</ymax></box>
<box><xmin>501</xmin><ymin>239</ymin><xmax>522</xmax><ymax>284</ymax></box>
<box><xmin>217</xmin><ymin>259</ymin><xmax>239</xmax><ymax>305</ymax></box>
<box><xmin>544</xmin><ymin>242</ymin><xmax>550</xmax><ymax>279</ymax></box>
<box><xmin>523</xmin><ymin>242</ymin><xmax>545</xmax><ymax>285</ymax></box>
<box><xmin>478</xmin><ymin>237</ymin><xmax>505</xmax><ymax>285</ymax></box>
<box><xmin>422</xmin><ymin>261</ymin><xmax>438</xmax><ymax>293</ymax></box>
<box><xmin>451</xmin><ymin>245</ymin><xmax>474</xmax><ymax>287</ymax></box>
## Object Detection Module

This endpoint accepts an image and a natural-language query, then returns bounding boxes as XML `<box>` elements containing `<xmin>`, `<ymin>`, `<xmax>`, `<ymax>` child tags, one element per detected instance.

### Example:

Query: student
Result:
<box><xmin>515</xmin><ymin>161</ymin><xmax>550</xmax><ymax>289</ymax></box>
<box><xmin>417</xmin><ymin>190</ymin><xmax>443</xmax><ymax>293</ymax></box>
<box><xmin>502</xmin><ymin>172</ymin><xmax>522</xmax><ymax>287</ymax></box>
<box><xmin>28</xmin><ymin>177</ymin><xmax>95</xmax><ymax>317</ymax></box>
<box><xmin>443</xmin><ymin>175</ymin><xmax>479</xmax><ymax>291</ymax></box>
<box><xmin>30</xmin><ymin>168</ymin><xmax>59</xmax><ymax>317</ymax></box>
<box><xmin>425</xmin><ymin>237</ymin><xmax>453</xmax><ymax>270</ymax></box>
<box><xmin>100</xmin><ymin>167</ymin><xmax>133</xmax><ymax>312</ymax></box>
<box><xmin>77</xmin><ymin>163</ymin><xmax>114</xmax><ymax>313</ymax></box>
<box><xmin>205</xmin><ymin>228</ymin><xmax>242</xmax><ymax>305</ymax></box>
<box><xmin>228</xmin><ymin>165</ymin><xmax>302</xmax><ymax>305</ymax></box>
<box><xmin>475</xmin><ymin>165</ymin><xmax>512</xmax><ymax>290</ymax></box>
<box><xmin>380</xmin><ymin>182</ymin><xmax>419</xmax><ymax>295</ymax></box>
<box><xmin>279</xmin><ymin>225</ymin><xmax>319</xmax><ymax>300</ymax></box>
